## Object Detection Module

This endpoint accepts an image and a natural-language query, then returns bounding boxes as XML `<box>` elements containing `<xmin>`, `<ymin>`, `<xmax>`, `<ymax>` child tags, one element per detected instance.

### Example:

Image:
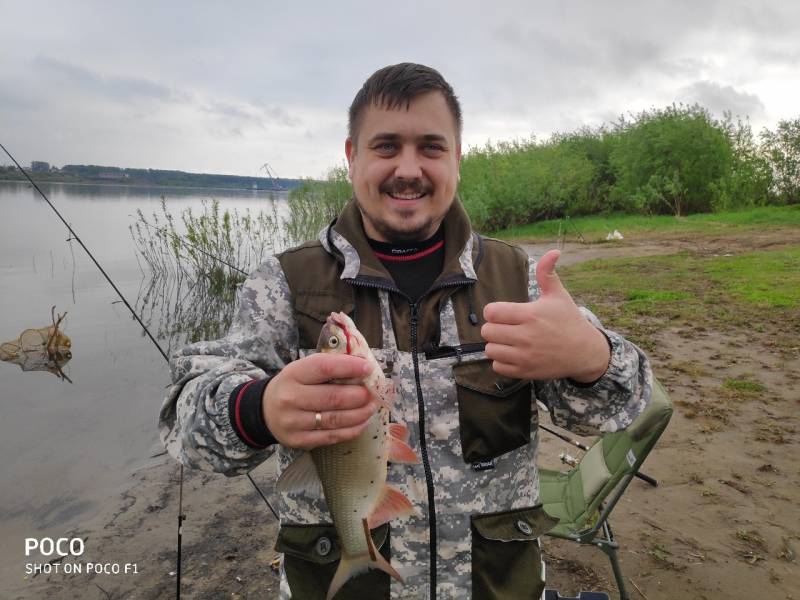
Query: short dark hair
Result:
<box><xmin>348</xmin><ymin>63</ymin><xmax>463</xmax><ymax>145</ymax></box>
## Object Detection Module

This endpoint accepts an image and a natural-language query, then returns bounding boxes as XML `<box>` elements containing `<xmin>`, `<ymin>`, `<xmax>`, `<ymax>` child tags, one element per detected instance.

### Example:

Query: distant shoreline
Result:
<box><xmin>0</xmin><ymin>178</ymin><xmax>293</xmax><ymax>194</ymax></box>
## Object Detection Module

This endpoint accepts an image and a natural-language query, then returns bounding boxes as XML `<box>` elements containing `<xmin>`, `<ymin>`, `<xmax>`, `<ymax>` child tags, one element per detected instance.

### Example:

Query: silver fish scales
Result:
<box><xmin>277</xmin><ymin>311</ymin><xmax>418</xmax><ymax>599</ymax></box>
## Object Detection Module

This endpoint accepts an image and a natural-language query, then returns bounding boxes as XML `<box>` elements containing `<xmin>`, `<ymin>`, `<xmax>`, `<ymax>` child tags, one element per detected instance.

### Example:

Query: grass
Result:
<box><xmin>560</xmin><ymin>246</ymin><xmax>800</xmax><ymax>350</ymax></box>
<box><xmin>492</xmin><ymin>204</ymin><xmax>800</xmax><ymax>242</ymax></box>
<box><xmin>724</xmin><ymin>378</ymin><xmax>767</xmax><ymax>393</ymax></box>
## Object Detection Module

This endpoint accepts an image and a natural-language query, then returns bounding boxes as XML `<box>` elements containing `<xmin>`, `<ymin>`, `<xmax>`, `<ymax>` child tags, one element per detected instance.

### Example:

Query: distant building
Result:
<box><xmin>31</xmin><ymin>161</ymin><xmax>50</xmax><ymax>172</ymax></box>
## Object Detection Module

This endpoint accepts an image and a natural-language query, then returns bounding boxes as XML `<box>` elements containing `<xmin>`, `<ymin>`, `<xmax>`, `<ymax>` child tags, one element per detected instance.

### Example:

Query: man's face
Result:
<box><xmin>345</xmin><ymin>91</ymin><xmax>461</xmax><ymax>243</ymax></box>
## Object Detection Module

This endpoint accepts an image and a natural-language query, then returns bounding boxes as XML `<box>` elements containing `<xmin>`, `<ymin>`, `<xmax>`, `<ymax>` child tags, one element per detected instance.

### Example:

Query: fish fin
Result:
<box><xmin>388</xmin><ymin>422</ymin><xmax>409</xmax><ymax>442</ymax></box>
<box><xmin>275</xmin><ymin>452</ymin><xmax>322</xmax><ymax>496</ymax></box>
<box><xmin>326</xmin><ymin>545</ymin><xmax>403</xmax><ymax>600</ymax></box>
<box><xmin>367</xmin><ymin>484</ymin><xmax>414</xmax><ymax>529</ymax></box>
<box><xmin>371</xmin><ymin>378</ymin><xmax>397</xmax><ymax>412</ymax></box>
<box><xmin>388</xmin><ymin>437</ymin><xmax>419</xmax><ymax>464</ymax></box>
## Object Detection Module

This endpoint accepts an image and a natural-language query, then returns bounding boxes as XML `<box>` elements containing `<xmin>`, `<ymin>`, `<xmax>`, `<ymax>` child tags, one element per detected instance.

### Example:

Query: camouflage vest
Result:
<box><xmin>273</xmin><ymin>199</ymin><xmax>553</xmax><ymax>599</ymax></box>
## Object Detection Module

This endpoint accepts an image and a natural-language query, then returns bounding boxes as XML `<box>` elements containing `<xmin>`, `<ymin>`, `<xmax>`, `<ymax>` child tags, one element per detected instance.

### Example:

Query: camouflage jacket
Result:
<box><xmin>159</xmin><ymin>199</ymin><xmax>653</xmax><ymax>599</ymax></box>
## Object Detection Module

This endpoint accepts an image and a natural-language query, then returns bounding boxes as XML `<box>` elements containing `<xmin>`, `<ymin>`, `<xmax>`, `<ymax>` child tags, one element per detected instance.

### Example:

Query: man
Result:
<box><xmin>160</xmin><ymin>63</ymin><xmax>652</xmax><ymax>599</ymax></box>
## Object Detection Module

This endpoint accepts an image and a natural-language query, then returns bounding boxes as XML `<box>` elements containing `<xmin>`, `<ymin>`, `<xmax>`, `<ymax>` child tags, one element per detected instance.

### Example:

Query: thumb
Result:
<box><xmin>535</xmin><ymin>249</ymin><xmax>566</xmax><ymax>296</ymax></box>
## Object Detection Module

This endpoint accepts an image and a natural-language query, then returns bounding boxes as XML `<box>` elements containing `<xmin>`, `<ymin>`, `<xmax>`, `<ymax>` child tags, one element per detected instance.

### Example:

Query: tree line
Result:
<box><xmin>460</xmin><ymin>106</ymin><xmax>798</xmax><ymax>230</ymax></box>
<box><xmin>0</xmin><ymin>163</ymin><xmax>302</xmax><ymax>191</ymax></box>
<box><xmin>293</xmin><ymin>105</ymin><xmax>799</xmax><ymax>232</ymax></box>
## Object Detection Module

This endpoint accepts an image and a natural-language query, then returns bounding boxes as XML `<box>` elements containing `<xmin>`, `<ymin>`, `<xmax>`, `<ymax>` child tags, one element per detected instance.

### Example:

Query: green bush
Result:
<box><xmin>286</xmin><ymin>164</ymin><xmax>352</xmax><ymax>242</ymax></box>
<box><xmin>761</xmin><ymin>117</ymin><xmax>800</xmax><ymax>204</ymax></box>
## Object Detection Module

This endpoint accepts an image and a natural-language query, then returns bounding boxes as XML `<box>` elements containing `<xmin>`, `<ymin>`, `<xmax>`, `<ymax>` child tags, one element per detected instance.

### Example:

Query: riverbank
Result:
<box><xmin>9</xmin><ymin>224</ymin><xmax>799</xmax><ymax>599</ymax></box>
<box><xmin>0</xmin><ymin>178</ymin><xmax>293</xmax><ymax>194</ymax></box>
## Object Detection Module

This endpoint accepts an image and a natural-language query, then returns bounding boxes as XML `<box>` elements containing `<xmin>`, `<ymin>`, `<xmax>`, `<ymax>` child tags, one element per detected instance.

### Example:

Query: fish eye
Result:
<box><xmin>328</xmin><ymin>336</ymin><xmax>339</xmax><ymax>347</ymax></box>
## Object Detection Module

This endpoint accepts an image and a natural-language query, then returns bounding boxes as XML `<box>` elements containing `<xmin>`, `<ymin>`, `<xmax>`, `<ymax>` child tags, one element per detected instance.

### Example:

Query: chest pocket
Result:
<box><xmin>294</xmin><ymin>291</ymin><xmax>354</xmax><ymax>350</ymax></box>
<box><xmin>276</xmin><ymin>523</ymin><xmax>390</xmax><ymax>599</ymax></box>
<box><xmin>453</xmin><ymin>358</ymin><xmax>534</xmax><ymax>463</ymax></box>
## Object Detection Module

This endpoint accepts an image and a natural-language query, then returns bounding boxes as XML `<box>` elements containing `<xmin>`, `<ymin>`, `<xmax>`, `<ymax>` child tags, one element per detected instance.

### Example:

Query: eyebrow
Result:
<box><xmin>367</xmin><ymin>132</ymin><xmax>449</xmax><ymax>145</ymax></box>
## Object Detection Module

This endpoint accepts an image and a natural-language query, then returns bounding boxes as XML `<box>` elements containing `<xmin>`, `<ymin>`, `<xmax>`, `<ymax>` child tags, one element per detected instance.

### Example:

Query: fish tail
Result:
<box><xmin>326</xmin><ymin>527</ymin><xmax>403</xmax><ymax>600</ymax></box>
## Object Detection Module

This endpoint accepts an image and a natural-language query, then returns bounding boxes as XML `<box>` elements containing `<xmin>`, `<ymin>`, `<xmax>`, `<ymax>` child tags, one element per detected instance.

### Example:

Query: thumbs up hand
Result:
<box><xmin>481</xmin><ymin>249</ymin><xmax>611</xmax><ymax>383</ymax></box>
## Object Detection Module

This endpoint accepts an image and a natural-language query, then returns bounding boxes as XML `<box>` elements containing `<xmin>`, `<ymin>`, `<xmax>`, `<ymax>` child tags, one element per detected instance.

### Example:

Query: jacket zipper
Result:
<box><xmin>347</xmin><ymin>276</ymin><xmax>473</xmax><ymax>600</ymax></box>
<box><xmin>408</xmin><ymin>300</ymin><xmax>439</xmax><ymax>599</ymax></box>
<box><xmin>424</xmin><ymin>341</ymin><xmax>486</xmax><ymax>361</ymax></box>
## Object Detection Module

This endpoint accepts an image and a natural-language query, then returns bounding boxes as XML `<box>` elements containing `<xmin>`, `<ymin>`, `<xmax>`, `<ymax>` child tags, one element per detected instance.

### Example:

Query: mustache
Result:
<box><xmin>379</xmin><ymin>179</ymin><xmax>433</xmax><ymax>196</ymax></box>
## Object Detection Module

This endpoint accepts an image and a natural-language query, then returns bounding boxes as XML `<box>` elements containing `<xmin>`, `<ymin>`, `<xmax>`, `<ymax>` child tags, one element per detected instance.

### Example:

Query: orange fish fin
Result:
<box><xmin>388</xmin><ymin>437</ymin><xmax>419</xmax><ymax>464</ymax></box>
<box><xmin>367</xmin><ymin>484</ymin><xmax>414</xmax><ymax>529</ymax></box>
<box><xmin>275</xmin><ymin>452</ymin><xmax>322</xmax><ymax>496</ymax></box>
<box><xmin>388</xmin><ymin>422</ymin><xmax>409</xmax><ymax>442</ymax></box>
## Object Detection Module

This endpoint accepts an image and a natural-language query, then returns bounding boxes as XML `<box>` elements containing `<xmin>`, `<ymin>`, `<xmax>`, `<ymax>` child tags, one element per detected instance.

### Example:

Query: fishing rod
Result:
<box><xmin>538</xmin><ymin>422</ymin><xmax>659</xmax><ymax>487</ymax></box>
<box><xmin>0</xmin><ymin>142</ymin><xmax>279</xmax><ymax>599</ymax></box>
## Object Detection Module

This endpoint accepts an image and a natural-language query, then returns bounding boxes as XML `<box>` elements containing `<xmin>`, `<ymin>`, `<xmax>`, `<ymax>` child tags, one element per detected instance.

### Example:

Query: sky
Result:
<box><xmin>1</xmin><ymin>0</ymin><xmax>798</xmax><ymax>179</ymax></box>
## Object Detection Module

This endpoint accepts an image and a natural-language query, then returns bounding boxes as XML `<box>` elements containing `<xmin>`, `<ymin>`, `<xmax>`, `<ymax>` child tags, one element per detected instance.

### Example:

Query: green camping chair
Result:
<box><xmin>539</xmin><ymin>379</ymin><xmax>673</xmax><ymax>600</ymax></box>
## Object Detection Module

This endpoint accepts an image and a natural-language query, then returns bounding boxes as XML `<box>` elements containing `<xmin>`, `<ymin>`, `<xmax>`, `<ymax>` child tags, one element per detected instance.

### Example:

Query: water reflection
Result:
<box><xmin>0</xmin><ymin>307</ymin><xmax>73</xmax><ymax>382</ymax></box>
<box><xmin>135</xmin><ymin>266</ymin><xmax>243</xmax><ymax>353</ymax></box>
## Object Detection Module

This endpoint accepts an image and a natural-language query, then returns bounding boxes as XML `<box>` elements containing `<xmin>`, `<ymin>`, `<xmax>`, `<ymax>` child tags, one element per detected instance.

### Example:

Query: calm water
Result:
<box><xmin>0</xmin><ymin>181</ymin><xmax>288</xmax><ymax>587</ymax></box>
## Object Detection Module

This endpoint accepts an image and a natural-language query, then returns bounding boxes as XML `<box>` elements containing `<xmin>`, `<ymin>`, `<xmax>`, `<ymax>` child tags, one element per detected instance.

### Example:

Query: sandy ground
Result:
<box><xmin>9</xmin><ymin>228</ymin><xmax>799</xmax><ymax>600</ymax></box>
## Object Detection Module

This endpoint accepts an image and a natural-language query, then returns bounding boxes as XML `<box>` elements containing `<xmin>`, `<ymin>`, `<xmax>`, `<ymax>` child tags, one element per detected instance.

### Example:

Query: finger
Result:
<box><xmin>491</xmin><ymin>360</ymin><xmax>523</xmax><ymax>379</ymax></box>
<box><xmin>535</xmin><ymin>249</ymin><xmax>566</xmax><ymax>296</ymax></box>
<box><xmin>303</xmin><ymin>402</ymin><xmax>376</xmax><ymax>432</ymax></box>
<box><xmin>293</xmin><ymin>419</ymin><xmax>372</xmax><ymax>450</ymax></box>
<box><xmin>481</xmin><ymin>322</ymin><xmax>528</xmax><ymax>346</ymax></box>
<box><xmin>485</xmin><ymin>342</ymin><xmax>522</xmax><ymax>366</ymax></box>
<box><xmin>483</xmin><ymin>301</ymin><xmax>530</xmax><ymax>325</ymax></box>
<box><xmin>292</xmin><ymin>353</ymin><xmax>370</xmax><ymax>385</ymax></box>
<box><xmin>297</xmin><ymin>384</ymin><xmax>372</xmax><ymax>412</ymax></box>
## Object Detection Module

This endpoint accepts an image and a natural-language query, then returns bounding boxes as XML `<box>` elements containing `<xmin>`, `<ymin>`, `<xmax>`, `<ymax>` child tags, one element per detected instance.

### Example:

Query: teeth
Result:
<box><xmin>390</xmin><ymin>192</ymin><xmax>424</xmax><ymax>200</ymax></box>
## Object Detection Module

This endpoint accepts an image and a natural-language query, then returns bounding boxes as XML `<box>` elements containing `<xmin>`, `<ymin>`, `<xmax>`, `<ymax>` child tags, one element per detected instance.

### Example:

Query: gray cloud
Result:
<box><xmin>680</xmin><ymin>80</ymin><xmax>766</xmax><ymax>120</ymax></box>
<box><xmin>33</xmin><ymin>55</ymin><xmax>181</xmax><ymax>104</ymax></box>
<box><xmin>0</xmin><ymin>0</ymin><xmax>797</xmax><ymax>177</ymax></box>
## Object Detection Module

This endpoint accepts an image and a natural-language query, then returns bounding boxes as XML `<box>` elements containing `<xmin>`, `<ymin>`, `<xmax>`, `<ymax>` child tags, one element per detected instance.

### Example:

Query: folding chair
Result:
<box><xmin>539</xmin><ymin>379</ymin><xmax>673</xmax><ymax>600</ymax></box>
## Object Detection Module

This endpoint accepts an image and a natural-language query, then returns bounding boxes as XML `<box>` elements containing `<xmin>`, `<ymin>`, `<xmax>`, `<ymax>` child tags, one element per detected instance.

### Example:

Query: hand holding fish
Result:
<box><xmin>481</xmin><ymin>249</ymin><xmax>611</xmax><ymax>383</ymax></box>
<box><xmin>262</xmin><ymin>353</ymin><xmax>377</xmax><ymax>450</ymax></box>
<box><xmin>276</xmin><ymin>312</ymin><xmax>418</xmax><ymax>599</ymax></box>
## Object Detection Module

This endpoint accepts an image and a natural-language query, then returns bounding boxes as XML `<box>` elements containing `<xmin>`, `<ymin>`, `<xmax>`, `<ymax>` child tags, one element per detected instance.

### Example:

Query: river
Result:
<box><xmin>0</xmin><ymin>181</ymin><xmax>289</xmax><ymax>590</ymax></box>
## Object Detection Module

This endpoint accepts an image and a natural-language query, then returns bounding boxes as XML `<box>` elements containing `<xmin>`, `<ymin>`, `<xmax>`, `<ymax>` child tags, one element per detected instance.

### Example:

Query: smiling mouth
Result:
<box><xmin>387</xmin><ymin>192</ymin><xmax>426</xmax><ymax>200</ymax></box>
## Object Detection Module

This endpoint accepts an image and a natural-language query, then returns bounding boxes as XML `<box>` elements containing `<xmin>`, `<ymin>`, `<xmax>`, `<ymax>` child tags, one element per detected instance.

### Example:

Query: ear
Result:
<box><xmin>345</xmin><ymin>138</ymin><xmax>355</xmax><ymax>179</ymax></box>
<box><xmin>456</xmin><ymin>143</ymin><xmax>462</xmax><ymax>181</ymax></box>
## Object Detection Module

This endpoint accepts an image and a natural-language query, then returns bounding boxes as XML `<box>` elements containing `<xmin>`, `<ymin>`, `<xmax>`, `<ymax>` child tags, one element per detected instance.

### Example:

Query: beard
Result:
<box><xmin>358</xmin><ymin>203</ymin><xmax>438</xmax><ymax>242</ymax></box>
<box><xmin>355</xmin><ymin>177</ymin><xmax>445</xmax><ymax>242</ymax></box>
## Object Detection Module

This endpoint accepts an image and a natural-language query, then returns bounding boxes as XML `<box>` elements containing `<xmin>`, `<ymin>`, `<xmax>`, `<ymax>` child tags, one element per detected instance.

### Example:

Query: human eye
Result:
<box><xmin>373</xmin><ymin>141</ymin><xmax>397</xmax><ymax>154</ymax></box>
<box><xmin>422</xmin><ymin>142</ymin><xmax>445</xmax><ymax>155</ymax></box>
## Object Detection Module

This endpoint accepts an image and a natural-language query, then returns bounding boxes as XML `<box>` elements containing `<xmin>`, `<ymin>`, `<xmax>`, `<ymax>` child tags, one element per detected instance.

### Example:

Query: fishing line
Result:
<box><xmin>1</xmin><ymin>142</ymin><xmax>279</xmax><ymax>599</ymax></box>
<box><xmin>0</xmin><ymin>141</ymin><xmax>169</xmax><ymax>362</ymax></box>
<box><xmin>538</xmin><ymin>420</ymin><xmax>658</xmax><ymax>487</ymax></box>
<box><xmin>133</xmin><ymin>216</ymin><xmax>249</xmax><ymax>277</ymax></box>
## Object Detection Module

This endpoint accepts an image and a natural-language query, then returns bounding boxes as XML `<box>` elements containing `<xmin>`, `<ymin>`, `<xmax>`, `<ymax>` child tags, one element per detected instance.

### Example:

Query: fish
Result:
<box><xmin>276</xmin><ymin>311</ymin><xmax>418</xmax><ymax>600</ymax></box>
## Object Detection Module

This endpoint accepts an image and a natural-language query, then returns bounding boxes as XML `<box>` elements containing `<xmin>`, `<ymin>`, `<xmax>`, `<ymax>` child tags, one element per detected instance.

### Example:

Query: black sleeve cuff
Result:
<box><xmin>228</xmin><ymin>378</ymin><xmax>278</xmax><ymax>449</ymax></box>
<box><xmin>566</xmin><ymin>329</ymin><xmax>614</xmax><ymax>389</ymax></box>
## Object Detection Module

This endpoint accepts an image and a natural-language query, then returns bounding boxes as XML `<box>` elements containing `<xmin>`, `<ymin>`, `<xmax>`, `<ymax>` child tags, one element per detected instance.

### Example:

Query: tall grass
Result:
<box><xmin>130</xmin><ymin>197</ymin><xmax>284</xmax><ymax>289</ymax></box>
<box><xmin>284</xmin><ymin>165</ymin><xmax>351</xmax><ymax>242</ymax></box>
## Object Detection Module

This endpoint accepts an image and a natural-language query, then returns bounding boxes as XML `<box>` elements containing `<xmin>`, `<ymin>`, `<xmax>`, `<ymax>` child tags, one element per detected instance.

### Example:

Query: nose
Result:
<box><xmin>394</xmin><ymin>146</ymin><xmax>423</xmax><ymax>180</ymax></box>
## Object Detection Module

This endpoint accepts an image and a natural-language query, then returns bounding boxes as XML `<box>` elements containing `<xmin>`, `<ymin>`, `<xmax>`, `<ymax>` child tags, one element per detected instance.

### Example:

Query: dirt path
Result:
<box><xmin>10</xmin><ymin>227</ymin><xmax>799</xmax><ymax>599</ymax></box>
<box><xmin>541</xmin><ymin>325</ymin><xmax>800</xmax><ymax>599</ymax></box>
<box><xmin>519</xmin><ymin>225</ymin><xmax>800</xmax><ymax>265</ymax></box>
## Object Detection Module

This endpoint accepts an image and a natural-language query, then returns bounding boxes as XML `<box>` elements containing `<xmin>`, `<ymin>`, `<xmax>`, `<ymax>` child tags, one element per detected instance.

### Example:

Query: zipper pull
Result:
<box><xmin>410</xmin><ymin>302</ymin><xmax>419</xmax><ymax>326</ymax></box>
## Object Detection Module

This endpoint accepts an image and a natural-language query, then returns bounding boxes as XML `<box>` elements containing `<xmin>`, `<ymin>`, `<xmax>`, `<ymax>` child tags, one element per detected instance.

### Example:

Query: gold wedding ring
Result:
<box><xmin>315</xmin><ymin>412</ymin><xmax>323</xmax><ymax>430</ymax></box>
